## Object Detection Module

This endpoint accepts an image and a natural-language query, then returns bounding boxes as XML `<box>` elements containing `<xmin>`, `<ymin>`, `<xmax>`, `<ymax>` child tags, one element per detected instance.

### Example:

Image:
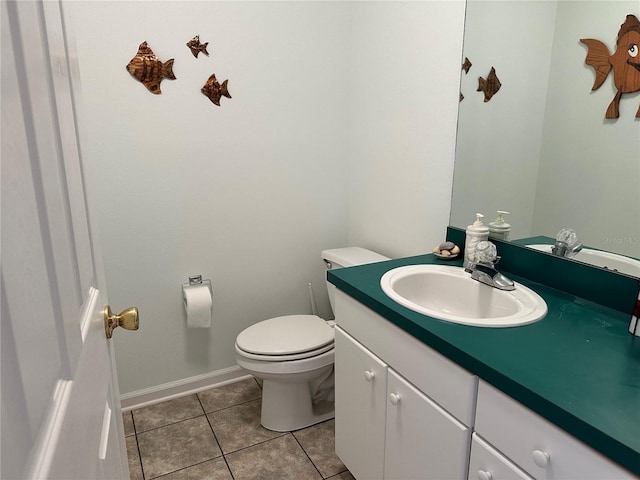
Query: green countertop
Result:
<box><xmin>328</xmin><ymin>253</ymin><xmax>640</xmax><ymax>476</ymax></box>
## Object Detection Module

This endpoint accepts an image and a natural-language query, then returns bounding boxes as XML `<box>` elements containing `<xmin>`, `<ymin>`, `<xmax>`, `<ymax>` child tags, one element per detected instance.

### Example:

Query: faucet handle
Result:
<box><xmin>475</xmin><ymin>241</ymin><xmax>497</xmax><ymax>264</ymax></box>
<box><xmin>556</xmin><ymin>228</ymin><xmax>579</xmax><ymax>247</ymax></box>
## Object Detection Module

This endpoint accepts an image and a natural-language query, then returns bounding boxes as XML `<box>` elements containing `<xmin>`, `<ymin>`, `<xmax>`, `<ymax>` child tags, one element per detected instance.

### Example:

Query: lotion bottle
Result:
<box><xmin>489</xmin><ymin>211</ymin><xmax>511</xmax><ymax>241</ymax></box>
<box><xmin>464</xmin><ymin>213</ymin><xmax>489</xmax><ymax>268</ymax></box>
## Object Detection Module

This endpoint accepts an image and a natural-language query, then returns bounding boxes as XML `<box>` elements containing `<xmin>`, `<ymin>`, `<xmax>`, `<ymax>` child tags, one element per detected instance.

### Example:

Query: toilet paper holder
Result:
<box><xmin>183</xmin><ymin>275</ymin><xmax>212</xmax><ymax>294</ymax></box>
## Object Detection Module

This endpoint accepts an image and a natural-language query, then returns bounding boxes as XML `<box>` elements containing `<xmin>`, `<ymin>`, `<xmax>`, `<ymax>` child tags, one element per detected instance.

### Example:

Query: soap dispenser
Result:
<box><xmin>464</xmin><ymin>213</ymin><xmax>489</xmax><ymax>268</ymax></box>
<box><xmin>489</xmin><ymin>211</ymin><xmax>511</xmax><ymax>241</ymax></box>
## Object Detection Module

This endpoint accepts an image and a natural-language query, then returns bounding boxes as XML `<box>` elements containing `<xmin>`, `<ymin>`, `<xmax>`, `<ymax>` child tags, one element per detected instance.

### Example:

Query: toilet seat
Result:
<box><xmin>236</xmin><ymin>315</ymin><xmax>334</xmax><ymax>361</ymax></box>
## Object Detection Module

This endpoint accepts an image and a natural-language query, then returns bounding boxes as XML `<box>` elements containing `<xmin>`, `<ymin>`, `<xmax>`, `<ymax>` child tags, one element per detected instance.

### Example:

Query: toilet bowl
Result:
<box><xmin>235</xmin><ymin>247</ymin><xmax>389</xmax><ymax>432</ymax></box>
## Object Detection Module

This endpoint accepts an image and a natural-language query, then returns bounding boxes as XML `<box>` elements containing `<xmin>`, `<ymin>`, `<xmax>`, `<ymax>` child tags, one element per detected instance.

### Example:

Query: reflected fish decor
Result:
<box><xmin>477</xmin><ymin>67</ymin><xmax>501</xmax><ymax>102</ymax></box>
<box><xmin>580</xmin><ymin>14</ymin><xmax>640</xmax><ymax>119</ymax></box>
<box><xmin>186</xmin><ymin>35</ymin><xmax>209</xmax><ymax>58</ymax></box>
<box><xmin>126</xmin><ymin>41</ymin><xmax>176</xmax><ymax>94</ymax></box>
<box><xmin>201</xmin><ymin>73</ymin><xmax>232</xmax><ymax>106</ymax></box>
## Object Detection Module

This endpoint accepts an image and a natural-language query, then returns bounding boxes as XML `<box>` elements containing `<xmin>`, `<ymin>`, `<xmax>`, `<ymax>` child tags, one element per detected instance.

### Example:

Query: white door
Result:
<box><xmin>2</xmin><ymin>1</ymin><xmax>135</xmax><ymax>478</ymax></box>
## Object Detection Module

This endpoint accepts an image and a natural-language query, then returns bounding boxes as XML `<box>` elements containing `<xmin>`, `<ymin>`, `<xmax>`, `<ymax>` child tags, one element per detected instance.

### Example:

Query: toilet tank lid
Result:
<box><xmin>321</xmin><ymin>247</ymin><xmax>389</xmax><ymax>267</ymax></box>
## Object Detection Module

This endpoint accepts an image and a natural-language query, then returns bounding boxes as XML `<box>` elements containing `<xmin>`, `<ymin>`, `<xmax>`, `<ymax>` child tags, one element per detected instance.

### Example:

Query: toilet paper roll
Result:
<box><xmin>183</xmin><ymin>284</ymin><xmax>212</xmax><ymax>328</ymax></box>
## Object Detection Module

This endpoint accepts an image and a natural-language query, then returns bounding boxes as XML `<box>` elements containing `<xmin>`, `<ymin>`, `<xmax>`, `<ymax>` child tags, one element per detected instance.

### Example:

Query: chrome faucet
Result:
<box><xmin>464</xmin><ymin>241</ymin><xmax>515</xmax><ymax>291</ymax></box>
<box><xmin>551</xmin><ymin>228</ymin><xmax>583</xmax><ymax>258</ymax></box>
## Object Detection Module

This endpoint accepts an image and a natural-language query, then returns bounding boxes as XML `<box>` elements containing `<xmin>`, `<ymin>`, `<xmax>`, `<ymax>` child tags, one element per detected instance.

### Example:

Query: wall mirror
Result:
<box><xmin>450</xmin><ymin>0</ymin><xmax>639</xmax><ymax>276</ymax></box>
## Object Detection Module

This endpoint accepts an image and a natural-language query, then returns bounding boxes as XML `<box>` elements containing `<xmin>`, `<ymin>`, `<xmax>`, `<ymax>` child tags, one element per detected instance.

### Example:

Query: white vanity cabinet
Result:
<box><xmin>334</xmin><ymin>327</ymin><xmax>387</xmax><ymax>480</ymax></box>
<box><xmin>333</xmin><ymin>289</ymin><xmax>477</xmax><ymax>480</ymax></box>
<box><xmin>468</xmin><ymin>433</ymin><xmax>533</xmax><ymax>480</ymax></box>
<box><xmin>474</xmin><ymin>381</ymin><xmax>636</xmax><ymax>480</ymax></box>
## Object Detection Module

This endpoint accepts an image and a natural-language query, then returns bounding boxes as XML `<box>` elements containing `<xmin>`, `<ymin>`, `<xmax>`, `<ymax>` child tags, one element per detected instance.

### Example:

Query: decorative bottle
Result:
<box><xmin>464</xmin><ymin>213</ymin><xmax>489</xmax><ymax>268</ymax></box>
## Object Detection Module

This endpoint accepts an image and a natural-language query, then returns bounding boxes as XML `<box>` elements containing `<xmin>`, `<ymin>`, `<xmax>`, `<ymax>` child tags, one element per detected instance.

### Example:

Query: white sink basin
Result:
<box><xmin>380</xmin><ymin>265</ymin><xmax>547</xmax><ymax>327</ymax></box>
<box><xmin>526</xmin><ymin>244</ymin><xmax>640</xmax><ymax>277</ymax></box>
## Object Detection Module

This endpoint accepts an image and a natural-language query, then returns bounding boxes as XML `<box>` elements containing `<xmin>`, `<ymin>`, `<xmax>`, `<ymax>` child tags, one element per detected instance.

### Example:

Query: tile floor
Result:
<box><xmin>123</xmin><ymin>377</ymin><xmax>354</xmax><ymax>480</ymax></box>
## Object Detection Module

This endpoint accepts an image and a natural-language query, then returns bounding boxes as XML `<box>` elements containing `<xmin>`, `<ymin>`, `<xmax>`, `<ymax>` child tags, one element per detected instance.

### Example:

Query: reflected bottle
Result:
<box><xmin>489</xmin><ymin>211</ymin><xmax>511</xmax><ymax>241</ymax></box>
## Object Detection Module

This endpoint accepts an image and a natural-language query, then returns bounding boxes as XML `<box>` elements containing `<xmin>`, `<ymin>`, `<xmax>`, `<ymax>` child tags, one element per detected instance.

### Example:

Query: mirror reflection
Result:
<box><xmin>450</xmin><ymin>0</ymin><xmax>640</xmax><ymax>274</ymax></box>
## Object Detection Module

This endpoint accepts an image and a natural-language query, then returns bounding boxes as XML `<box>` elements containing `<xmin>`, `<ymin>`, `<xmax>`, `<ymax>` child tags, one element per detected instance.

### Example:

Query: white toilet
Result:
<box><xmin>235</xmin><ymin>247</ymin><xmax>389</xmax><ymax>432</ymax></box>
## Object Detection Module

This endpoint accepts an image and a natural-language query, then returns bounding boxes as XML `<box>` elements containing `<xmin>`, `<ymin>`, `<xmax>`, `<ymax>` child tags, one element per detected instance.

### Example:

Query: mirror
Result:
<box><xmin>450</xmin><ymin>0</ymin><xmax>640</xmax><ymax>272</ymax></box>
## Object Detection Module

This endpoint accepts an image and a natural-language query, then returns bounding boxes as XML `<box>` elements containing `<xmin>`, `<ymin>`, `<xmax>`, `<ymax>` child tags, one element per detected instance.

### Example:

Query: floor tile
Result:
<box><xmin>225</xmin><ymin>434</ymin><xmax>323</xmax><ymax>480</ymax></box>
<box><xmin>293</xmin><ymin>419</ymin><xmax>346</xmax><ymax>478</ymax></box>
<box><xmin>155</xmin><ymin>457</ymin><xmax>233</xmax><ymax>480</ymax></box>
<box><xmin>207</xmin><ymin>399</ymin><xmax>284</xmax><ymax>454</ymax></box>
<box><xmin>137</xmin><ymin>416</ymin><xmax>222</xmax><ymax>479</ymax></box>
<box><xmin>198</xmin><ymin>377</ymin><xmax>262</xmax><ymax>413</ymax></box>
<box><xmin>126</xmin><ymin>435</ymin><xmax>143</xmax><ymax>480</ymax></box>
<box><xmin>133</xmin><ymin>394</ymin><xmax>204</xmax><ymax>433</ymax></box>
<box><xmin>123</xmin><ymin>411</ymin><xmax>135</xmax><ymax>437</ymax></box>
<box><xmin>326</xmin><ymin>471</ymin><xmax>355</xmax><ymax>480</ymax></box>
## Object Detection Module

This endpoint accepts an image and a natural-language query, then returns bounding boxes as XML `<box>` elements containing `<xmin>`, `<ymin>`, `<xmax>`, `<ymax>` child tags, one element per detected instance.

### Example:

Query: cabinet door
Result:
<box><xmin>468</xmin><ymin>433</ymin><xmax>533</xmax><ymax>480</ymax></box>
<box><xmin>385</xmin><ymin>370</ymin><xmax>471</xmax><ymax>480</ymax></box>
<box><xmin>335</xmin><ymin>327</ymin><xmax>388</xmax><ymax>480</ymax></box>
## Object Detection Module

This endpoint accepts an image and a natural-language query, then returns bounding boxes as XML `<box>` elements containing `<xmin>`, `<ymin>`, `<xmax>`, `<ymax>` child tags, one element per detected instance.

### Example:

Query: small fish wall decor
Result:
<box><xmin>201</xmin><ymin>74</ymin><xmax>231</xmax><ymax>106</ymax></box>
<box><xmin>580</xmin><ymin>14</ymin><xmax>640</xmax><ymax>119</ymax></box>
<box><xmin>462</xmin><ymin>57</ymin><xmax>472</xmax><ymax>74</ymax></box>
<box><xmin>187</xmin><ymin>35</ymin><xmax>209</xmax><ymax>58</ymax></box>
<box><xmin>460</xmin><ymin>57</ymin><xmax>472</xmax><ymax>102</ymax></box>
<box><xmin>477</xmin><ymin>67</ymin><xmax>501</xmax><ymax>102</ymax></box>
<box><xmin>126</xmin><ymin>41</ymin><xmax>176</xmax><ymax>94</ymax></box>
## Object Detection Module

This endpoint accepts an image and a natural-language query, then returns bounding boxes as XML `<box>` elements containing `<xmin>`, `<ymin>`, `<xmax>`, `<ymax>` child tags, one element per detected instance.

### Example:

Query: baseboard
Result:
<box><xmin>120</xmin><ymin>366</ymin><xmax>252</xmax><ymax>411</ymax></box>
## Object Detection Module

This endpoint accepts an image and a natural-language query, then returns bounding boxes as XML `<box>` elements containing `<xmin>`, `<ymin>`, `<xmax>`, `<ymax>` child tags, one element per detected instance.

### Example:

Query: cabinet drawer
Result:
<box><xmin>335</xmin><ymin>289</ymin><xmax>478</xmax><ymax>426</ymax></box>
<box><xmin>475</xmin><ymin>381</ymin><xmax>635</xmax><ymax>479</ymax></box>
<box><xmin>468</xmin><ymin>433</ymin><xmax>533</xmax><ymax>480</ymax></box>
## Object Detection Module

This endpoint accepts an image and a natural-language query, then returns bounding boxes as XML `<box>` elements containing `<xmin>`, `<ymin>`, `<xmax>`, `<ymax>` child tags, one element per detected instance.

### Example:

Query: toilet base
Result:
<box><xmin>260</xmin><ymin>379</ymin><xmax>335</xmax><ymax>432</ymax></box>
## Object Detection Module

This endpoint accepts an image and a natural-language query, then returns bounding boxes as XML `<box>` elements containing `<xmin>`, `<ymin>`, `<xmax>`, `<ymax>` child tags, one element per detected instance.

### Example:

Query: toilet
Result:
<box><xmin>235</xmin><ymin>247</ymin><xmax>389</xmax><ymax>432</ymax></box>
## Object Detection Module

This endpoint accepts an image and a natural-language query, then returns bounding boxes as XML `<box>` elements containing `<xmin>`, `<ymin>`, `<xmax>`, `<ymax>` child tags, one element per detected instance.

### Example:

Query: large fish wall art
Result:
<box><xmin>201</xmin><ymin>74</ymin><xmax>231</xmax><ymax>106</ymax></box>
<box><xmin>126</xmin><ymin>41</ymin><xmax>176</xmax><ymax>94</ymax></box>
<box><xmin>187</xmin><ymin>35</ymin><xmax>209</xmax><ymax>58</ymax></box>
<box><xmin>580</xmin><ymin>14</ymin><xmax>640</xmax><ymax>119</ymax></box>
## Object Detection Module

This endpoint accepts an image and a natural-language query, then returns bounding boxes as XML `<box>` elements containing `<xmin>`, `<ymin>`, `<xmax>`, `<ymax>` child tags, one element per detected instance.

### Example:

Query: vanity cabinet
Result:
<box><xmin>333</xmin><ymin>289</ymin><xmax>476</xmax><ymax>479</ymax></box>
<box><xmin>468</xmin><ymin>433</ymin><xmax>533</xmax><ymax>480</ymax></box>
<box><xmin>332</xmin><ymin>287</ymin><xmax>637</xmax><ymax>480</ymax></box>
<box><xmin>474</xmin><ymin>381</ymin><xmax>635</xmax><ymax>480</ymax></box>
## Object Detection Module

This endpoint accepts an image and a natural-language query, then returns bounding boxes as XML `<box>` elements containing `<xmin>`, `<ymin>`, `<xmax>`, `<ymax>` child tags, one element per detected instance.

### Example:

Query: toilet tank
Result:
<box><xmin>321</xmin><ymin>247</ymin><xmax>390</xmax><ymax>315</ymax></box>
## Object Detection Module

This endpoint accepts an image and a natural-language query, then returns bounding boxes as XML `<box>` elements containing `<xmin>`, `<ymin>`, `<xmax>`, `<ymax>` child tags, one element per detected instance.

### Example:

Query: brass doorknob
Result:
<box><xmin>104</xmin><ymin>305</ymin><xmax>139</xmax><ymax>339</ymax></box>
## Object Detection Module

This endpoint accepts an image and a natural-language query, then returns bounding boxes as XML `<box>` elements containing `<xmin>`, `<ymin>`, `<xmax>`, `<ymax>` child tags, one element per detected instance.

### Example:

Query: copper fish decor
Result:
<box><xmin>462</xmin><ymin>57</ymin><xmax>472</xmax><ymax>74</ymax></box>
<box><xmin>580</xmin><ymin>14</ymin><xmax>640</xmax><ymax>119</ymax></box>
<box><xmin>477</xmin><ymin>67</ymin><xmax>501</xmax><ymax>102</ymax></box>
<box><xmin>126</xmin><ymin>41</ymin><xmax>176</xmax><ymax>94</ymax></box>
<box><xmin>186</xmin><ymin>35</ymin><xmax>209</xmax><ymax>58</ymax></box>
<box><xmin>201</xmin><ymin>74</ymin><xmax>231</xmax><ymax>106</ymax></box>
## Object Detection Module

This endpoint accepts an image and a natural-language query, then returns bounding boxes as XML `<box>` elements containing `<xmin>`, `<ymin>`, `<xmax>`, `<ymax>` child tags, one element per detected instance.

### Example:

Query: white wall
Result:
<box><xmin>533</xmin><ymin>1</ymin><xmax>640</xmax><ymax>258</ymax></box>
<box><xmin>66</xmin><ymin>1</ymin><xmax>465</xmax><ymax>395</ymax></box>
<box><xmin>451</xmin><ymin>0</ymin><xmax>557</xmax><ymax>239</ymax></box>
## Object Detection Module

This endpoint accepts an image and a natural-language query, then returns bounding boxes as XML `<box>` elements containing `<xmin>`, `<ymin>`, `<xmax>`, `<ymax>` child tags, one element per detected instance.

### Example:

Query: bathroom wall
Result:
<box><xmin>532</xmin><ymin>1</ymin><xmax>640</xmax><ymax>258</ymax></box>
<box><xmin>66</xmin><ymin>1</ymin><xmax>466</xmax><ymax>397</ymax></box>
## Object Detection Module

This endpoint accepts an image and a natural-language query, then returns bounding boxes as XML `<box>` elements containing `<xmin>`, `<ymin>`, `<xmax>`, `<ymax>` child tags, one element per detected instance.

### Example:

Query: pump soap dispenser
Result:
<box><xmin>489</xmin><ymin>211</ymin><xmax>511</xmax><ymax>241</ymax></box>
<box><xmin>464</xmin><ymin>213</ymin><xmax>489</xmax><ymax>268</ymax></box>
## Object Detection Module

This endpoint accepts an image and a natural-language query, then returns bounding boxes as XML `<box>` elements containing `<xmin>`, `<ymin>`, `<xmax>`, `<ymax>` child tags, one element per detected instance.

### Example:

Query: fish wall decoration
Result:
<box><xmin>187</xmin><ymin>35</ymin><xmax>209</xmax><ymax>58</ymax></box>
<box><xmin>580</xmin><ymin>14</ymin><xmax>640</xmax><ymax>119</ymax></box>
<box><xmin>126</xmin><ymin>41</ymin><xmax>176</xmax><ymax>94</ymax></box>
<box><xmin>477</xmin><ymin>67</ymin><xmax>501</xmax><ymax>102</ymax></box>
<box><xmin>201</xmin><ymin>74</ymin><xmax>231</xmax><ymax>106</ymax></box>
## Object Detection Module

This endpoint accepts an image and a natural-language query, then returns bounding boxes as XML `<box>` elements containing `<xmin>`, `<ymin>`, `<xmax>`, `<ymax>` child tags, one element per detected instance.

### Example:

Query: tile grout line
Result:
<box><xmin>197</xmin><ymin>391</ymin><xmax>237</xmax><ymax>480</ymax></box>
<box><xmin>291</xmin><ymin>431</ymin><xmax>326</xmax><ymax>479</ymax></box>
<box><xmin>130</xmin><ymin>411</ymin><xmax>147</xmax><ymax>480</ymax></box>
